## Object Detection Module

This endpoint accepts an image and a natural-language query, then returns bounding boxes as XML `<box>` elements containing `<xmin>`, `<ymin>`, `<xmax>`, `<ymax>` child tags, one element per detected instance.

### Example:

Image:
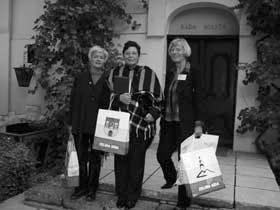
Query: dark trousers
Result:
<box><xmin>73</xmin><ymin>133</ymin><xmax>102</xmax><ymax>193</ymax></box>
<box><xmin>157</xmin><ymin>121</ymin><xmax>191</xmax><ymax>207</ymax></box>
<box><xmin>114</xmin><ymin>132</ymin><xmax>153</xmax><ymax>202</ymax></box>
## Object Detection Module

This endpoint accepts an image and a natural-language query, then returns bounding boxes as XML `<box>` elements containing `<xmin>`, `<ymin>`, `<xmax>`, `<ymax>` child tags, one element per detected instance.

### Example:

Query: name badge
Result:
<box><xmin>178</xmin><ymin>74</ymin><xmax>187</xmax><ymax>80</ymax></box>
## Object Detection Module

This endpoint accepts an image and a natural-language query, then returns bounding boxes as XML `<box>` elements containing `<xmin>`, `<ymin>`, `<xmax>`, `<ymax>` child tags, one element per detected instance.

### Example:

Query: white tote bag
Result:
<box><xmin>176</xmin><ymin>134</ymin><xmax>224</xmax><ymax>197</ymax></box>
<box><xmin>93</xmin><ymin>109</ymin><xmax>130</xmax><ymax>155</ymax></box>
<box><xmin>67</xmin><ymin>151</ymin><xmax>79</xmax><ymax>177</ymax></box>
<box><xmin>178</xmin><ymin>147</ymin><xmax>225</xmax><ymax>197</ymax></box>
<box><xmin>65</xmin><ymin>134</ymin><xmax>79</xmax><ymax>187</ymax></box>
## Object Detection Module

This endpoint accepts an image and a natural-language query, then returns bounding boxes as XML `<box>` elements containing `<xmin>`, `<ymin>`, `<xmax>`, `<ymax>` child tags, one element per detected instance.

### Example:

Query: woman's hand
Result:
<box><xmin>119</xmin><ymin>93</ymin><xmax>131</xmax><ymax>105</ymax></box>
<box><xmin>144</xmin><ymin>113</ymin><xmax>154</xmax><ymax>122</ymax></box>
<box><xmin>194</xmin><ymin>121</ymin><xmax>203</xmax><ymax>138</ymax></box>
<box><xmin>194</xmin><ymin>125</ymin><xmax>203</xmax><ymax>138</ymax></box>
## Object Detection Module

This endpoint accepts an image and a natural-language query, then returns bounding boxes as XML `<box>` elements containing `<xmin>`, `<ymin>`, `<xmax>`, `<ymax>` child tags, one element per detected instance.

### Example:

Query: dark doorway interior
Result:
<box><xmin>167</xmin><ymin>36</ymin><xmax>239</xmax><ymax>148</ymax></box>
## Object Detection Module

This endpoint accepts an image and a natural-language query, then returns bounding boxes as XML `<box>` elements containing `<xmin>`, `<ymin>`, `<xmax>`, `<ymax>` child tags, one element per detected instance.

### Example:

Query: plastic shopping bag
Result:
<box><xmin>64</xmin><ymin>133</ymin><xmax>79</xmax><ymax>187</ymax></box>
<box><xmin>176</xmin><ymin>134</ymin><xmax>225</xmax><ymax>197</ymax></box>
<box><xmin>180</xmin><ymin>134</ymin><xmax>219</xmax><ymax>154</ymax></box>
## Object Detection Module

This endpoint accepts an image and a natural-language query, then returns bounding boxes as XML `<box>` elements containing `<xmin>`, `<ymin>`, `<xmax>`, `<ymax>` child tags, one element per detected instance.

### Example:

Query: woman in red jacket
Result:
<box><xmin>68</xmin><ymin>45</ymin><xmax>111</xmax><ymax>201</ymax></box>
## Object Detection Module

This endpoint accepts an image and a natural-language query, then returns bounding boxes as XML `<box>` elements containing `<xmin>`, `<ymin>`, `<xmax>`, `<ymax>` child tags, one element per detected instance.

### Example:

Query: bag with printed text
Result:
<box><xmin>176</xmin><ymin>134</ymin><xmax>225</xmax><ymax>197</ymax></box>
<box><xmin>93</xmin><ymin>109</ymin><xmax>130</xmax><ymax>155</ymax></box>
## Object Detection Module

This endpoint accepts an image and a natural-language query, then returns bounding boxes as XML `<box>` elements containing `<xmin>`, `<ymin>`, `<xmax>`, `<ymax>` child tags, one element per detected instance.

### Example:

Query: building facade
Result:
<box><xmin>0</xmin><ymin>0</ymin><xmax>259</xmax><ymax>152</ymax></box>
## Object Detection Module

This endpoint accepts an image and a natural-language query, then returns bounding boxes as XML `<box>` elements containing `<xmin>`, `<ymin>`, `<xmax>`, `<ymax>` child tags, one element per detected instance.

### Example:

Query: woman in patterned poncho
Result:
<box><xmin>108</xmin><ymin>41</ymin><xmax>163</xmax><ymax>210</ymax></box>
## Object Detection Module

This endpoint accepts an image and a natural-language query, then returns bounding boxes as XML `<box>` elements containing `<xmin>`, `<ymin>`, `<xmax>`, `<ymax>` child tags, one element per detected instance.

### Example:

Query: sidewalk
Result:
<box><xmin>16</xmin><ymin>143</ymin><xmax>280</xmax><ymax>209</ymax></box>
<box><xmin>98</xmin><ymin>143</ymin><xmax>280</xmax><ymax>209</ymax></box>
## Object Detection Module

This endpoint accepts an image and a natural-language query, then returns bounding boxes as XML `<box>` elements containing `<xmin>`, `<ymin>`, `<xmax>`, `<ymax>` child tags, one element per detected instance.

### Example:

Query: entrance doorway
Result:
<box><xmin>166</xmin><ymin>36</ymin><xmax>239</xmax><ymax>147</ymax></box>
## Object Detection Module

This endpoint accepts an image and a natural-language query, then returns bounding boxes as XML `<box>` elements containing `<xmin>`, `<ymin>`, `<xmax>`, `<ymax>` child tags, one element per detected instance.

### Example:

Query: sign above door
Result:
<box><xmin>169</xmin><ymin>7</ymin><xmax>239</xmax><ymax>36</ymax></box>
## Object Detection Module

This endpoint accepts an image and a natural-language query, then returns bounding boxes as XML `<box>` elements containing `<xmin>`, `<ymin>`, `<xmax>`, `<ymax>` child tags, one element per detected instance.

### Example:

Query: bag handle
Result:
<box><xmin>108</xmin><ymin>94</ymin><xmax>115</xmax><ymax>110</ymax></box>
<box><xmin>67</xmin><ymin>133</ymin><xmax>76</xmax><ymax>152</ymax></box>
<box><xmin>108</xmin><ymin>93</ymin><xmax>123</xmax><ymax>112</ymax></box>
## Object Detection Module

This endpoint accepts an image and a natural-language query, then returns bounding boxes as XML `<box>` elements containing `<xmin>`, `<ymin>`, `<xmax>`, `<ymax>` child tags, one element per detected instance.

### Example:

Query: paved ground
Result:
<box><xmin>1</xmin><ymin>143</ymin><xmax>279</xmax><ymax>210</ymax></box>
<box><xmin>0</xmin><ymin>194</ymin><xmax>46</xmax><ymax>210</ymax></box>
<box><xmin>0</xmin><ymin>192</ymin><xmax>232</xmax><ymax>210</ymax></box>
<box><xmin>98</xmin><ymin>143</ymin><xmax>280</xmax><ymax>210</ymax></box>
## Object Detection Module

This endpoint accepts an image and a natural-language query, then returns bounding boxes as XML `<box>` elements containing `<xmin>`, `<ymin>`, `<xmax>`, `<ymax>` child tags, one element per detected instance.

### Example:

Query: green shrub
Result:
<box><xmin>41</xmin><ymin>124</ymin><xmax>68</xmax><ymax>175</ymax></box>
<box><xmin>29</xmin><ymin>0</ymin><xmax>131</xmax><ymax>122</ymax></box>
<box><xmin>0</xmin><ymin>137</ymin><xmax>36</xmax><ymax>202</ymax></box>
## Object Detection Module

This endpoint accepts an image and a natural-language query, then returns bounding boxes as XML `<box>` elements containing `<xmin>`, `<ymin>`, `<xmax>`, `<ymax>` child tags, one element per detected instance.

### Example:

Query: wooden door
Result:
<box><xmin>167</xmin><ymin>36</ymin><xmax>238</xmax><ymax>147</ymax></box>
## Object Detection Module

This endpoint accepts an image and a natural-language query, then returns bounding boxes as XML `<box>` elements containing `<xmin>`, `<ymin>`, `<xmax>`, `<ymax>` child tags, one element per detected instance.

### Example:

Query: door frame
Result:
<box><xmin>166</xmin><ymin>35</ymin><xmax>239</xmax><ymax>147</ymax></box>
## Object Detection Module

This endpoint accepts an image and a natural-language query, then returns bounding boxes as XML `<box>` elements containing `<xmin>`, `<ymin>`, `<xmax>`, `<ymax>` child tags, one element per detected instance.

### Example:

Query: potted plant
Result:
<box><xmin>14</xmin><ymin>64</ymin><xmax>33</xmax><ymax>87</ymax></box>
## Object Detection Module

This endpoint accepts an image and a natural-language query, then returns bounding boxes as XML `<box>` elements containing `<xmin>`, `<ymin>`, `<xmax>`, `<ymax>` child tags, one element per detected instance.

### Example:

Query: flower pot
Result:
<box><xmin>14</xmin><ymin>66</ymin><xmax>33</xmax><ymax>87</ymax></box>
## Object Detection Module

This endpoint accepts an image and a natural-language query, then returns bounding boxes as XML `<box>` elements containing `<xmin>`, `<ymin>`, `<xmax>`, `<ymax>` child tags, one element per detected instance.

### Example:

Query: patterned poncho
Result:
<box><xmin>108</xmin><ymin>64</ymin><xmax>163</xmax><ymax>140</ymax></box>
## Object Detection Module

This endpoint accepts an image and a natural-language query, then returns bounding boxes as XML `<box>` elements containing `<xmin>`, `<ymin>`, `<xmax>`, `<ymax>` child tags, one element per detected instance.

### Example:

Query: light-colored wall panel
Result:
<box><xmin>10</xmin><ymin>0</ymin><xmax>46</xmax><ymax>114</ymax></box>
<box><xmin>12</xmin><ymin>0</ymin><xmax>45</xmax><ymax>39</ymax></box>
<box><xmin>233</xmin><ymin>35</ymin><xmax>258</xmax><ymax>152</ymax></box>
<box><xmin>0</xmin><ymin>0</ymin><xmax>11</xmax><ymax>115</ymax></box>
<box><xmin>239</xmin><ymin>10</ymin><xmax>253</xmax><ymax>36</ymax></box>
<box><xmin>147</xmin><ymin>0</ymin><xmax>166</xmax><ymax>36</ymax></box>
<box><xmin>0</xmin><ymin>0</ymin><xmax>10</xmax><ymax>33</ymax></box>
<box><xmin>114</xmin><ymin>14</ymin><xmax>148</xmax><ymax>34</ymax></box>
<box><xmin>169</xmin><ymin>7</ymin><xmax>239</xmax><ymax>35</ymax></box>
<box><xmin>10</xmin><ymin>40</ymin><xmax>45</xmax><ymax>114</ymax></box>
<box><xmin>148</xmin><ymin>0</ymin><xmax>240</xmax><ymax>36</ymax></box>
<box><xmin>0</xmin><ymin>34</ymin><xmax>10</xmax><ymax>115</ymax></box>
<box><xmin>124</xmin><ymin>0</ymin><xmax>148</xmax><ymax>14</ymax></box>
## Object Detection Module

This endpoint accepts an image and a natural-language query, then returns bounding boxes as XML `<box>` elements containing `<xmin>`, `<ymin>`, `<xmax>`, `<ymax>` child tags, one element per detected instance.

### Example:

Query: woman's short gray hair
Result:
<box><xmin>88</xmin><ymin>45</ymin><xmax>109</xmax><ymax>62</ymax></box>
<box><xmin>168</xmin><ymin>38</ymin><xmax>191</xmax><ymax>57</ymax></box>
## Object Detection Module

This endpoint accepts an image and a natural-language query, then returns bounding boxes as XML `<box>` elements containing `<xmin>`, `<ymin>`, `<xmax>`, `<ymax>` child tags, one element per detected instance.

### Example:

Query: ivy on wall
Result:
<box><xmin>236</xmin><ymin>0</ymin><xmax>280</xmax><ymax>145</ymax></box>
<box><xmin>30</xmin><ymin>0</ymin><xmax>131</xmax><ymax>123</ymax></box>
<box><xmin>141</xmin><ymin>0</ymin><xmax>149</xmax><ymax>10</ymax></box>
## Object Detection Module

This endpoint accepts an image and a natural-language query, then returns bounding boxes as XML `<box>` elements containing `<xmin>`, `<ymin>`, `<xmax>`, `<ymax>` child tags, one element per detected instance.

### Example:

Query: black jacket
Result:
<box><xmin>161</xmin><ymin>66</ymin><xmax>207</xmax><ymax>141</ymax></box>
<box><xmin>69</xmin><ymin>70</ymin><xmax>111</xmax><ymax>134</ymax></box>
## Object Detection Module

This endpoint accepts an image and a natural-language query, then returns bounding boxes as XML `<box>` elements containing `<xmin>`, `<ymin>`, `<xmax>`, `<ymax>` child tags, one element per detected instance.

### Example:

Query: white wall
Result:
<box><xmin>147</xmin><ymin>0</ymin><xmax>240</xmax><ymax>36</ymax></box>
<box><xmin>146</xmin><ymin>0</ymin><xmax>259</xmax><ymax>152</ymax></box>
<box><xmin>168</xmin><ymin>7</ymin><xmax>239</xmax><ymax>35</ymax></box>
<box><xmin>5</xmin><ymin>0</ymin><xmax>261</xmax><ymax>152</ymax></box>
<box><xmin>0</xmin><ymin>0</ymin><xmax>11</xmax><ymax>115</ymax></box>
<box><xmin>233</xmin><ymin>10</ymin><xmax>259</xmax><ymax>152</ymax></box>
<box><xmin>10</xmin><ymin>0</ymin><xmax>46</xmax><ymax>114</ymax></box>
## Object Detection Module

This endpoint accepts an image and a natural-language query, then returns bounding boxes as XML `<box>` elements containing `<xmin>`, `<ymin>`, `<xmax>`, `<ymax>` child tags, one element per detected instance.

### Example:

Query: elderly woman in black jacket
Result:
<box><xmin>68</xmin><ymin>45</ymin><xmax>111</xmax><ymax>201</ymax></box>
<box><xmin>157</xmin><ymin>38</ymin><xmax>207</xmax><ymax>210</ymax></box>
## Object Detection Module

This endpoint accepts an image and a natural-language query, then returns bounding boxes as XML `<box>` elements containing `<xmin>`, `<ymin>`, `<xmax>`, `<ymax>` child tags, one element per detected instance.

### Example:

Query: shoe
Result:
<box><xmin>125</xmin><ymin>200</ymin><xmax>136</xmax><ymax>209</ymax></box>
<box><xmin>70</xmin><ymin>188</ymin><xmax>88</xmax><ymax>200</ymax></box>
<box><xmin>86</xmin><ymin>191</ymin><xmax>96</xmax><ymax>201</ymax></box>
<box><xmin>116</xmin><ymin>198</ymin><xmax>126</xmax><ymax>209</ymax></box>
<box><xmin>161</xmin><ymin>181</ymin><xmax>175</xmax><ymax>189</ymax></box>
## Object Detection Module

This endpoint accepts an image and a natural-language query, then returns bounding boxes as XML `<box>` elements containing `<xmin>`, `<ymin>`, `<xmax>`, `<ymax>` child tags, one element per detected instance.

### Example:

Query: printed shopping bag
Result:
<box><xmin>65</xmin><ymin>133</ymin><xmax>79</xmax><ymax>187</ymax></box>
<box><xmin>177</xmin><ymin>147</ymin><xmax>225</xmax><ymax>198</ymax></box>
<box><xmin>93</xmin><ymin>109</ymin><xmax>130</xmax><ymax>155</ymax></box>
